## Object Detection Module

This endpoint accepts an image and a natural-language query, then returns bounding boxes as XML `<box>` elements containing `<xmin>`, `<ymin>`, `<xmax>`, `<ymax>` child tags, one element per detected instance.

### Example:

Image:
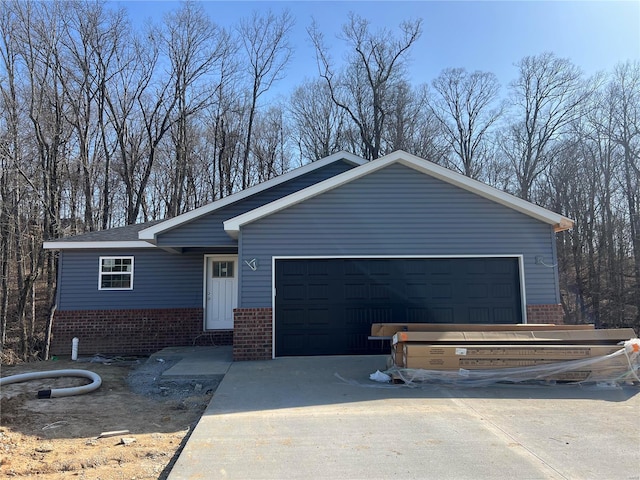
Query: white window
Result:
<box><xmin>99</xmin><ymin>256</ymin><xmax>134</xmax><ymax>290</ymax></box>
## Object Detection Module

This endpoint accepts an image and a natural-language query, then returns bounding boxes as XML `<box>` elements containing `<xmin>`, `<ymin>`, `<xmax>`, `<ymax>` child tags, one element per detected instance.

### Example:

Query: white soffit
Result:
<box><xmin>43</xmin><ymin>241</ymin><xmax>156</xmax><ymax>250</ymax></box>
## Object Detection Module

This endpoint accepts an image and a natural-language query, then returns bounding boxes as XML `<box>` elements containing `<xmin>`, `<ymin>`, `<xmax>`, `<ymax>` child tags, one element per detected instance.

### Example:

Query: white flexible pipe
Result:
<box><xmin>0</xmin><ymin>369</ymin><xmax>102</xmax><ymax>398</ymax></box>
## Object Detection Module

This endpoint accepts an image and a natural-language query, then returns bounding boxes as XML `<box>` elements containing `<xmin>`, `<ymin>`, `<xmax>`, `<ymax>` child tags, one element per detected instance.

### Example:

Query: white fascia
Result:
<box><xmin>224</xmin><ymin>150</ymin><xmax>574</xmax><ymax>238</ymax></box>
<box><xmin>138</xmin><ymin>151</ymin><xmax>366</xmax><ymax>243</ymax></box>
<box><xmin>43</xmin><ymin>241</ymin><xmax>156</xmax><ymax>250</ymax></box>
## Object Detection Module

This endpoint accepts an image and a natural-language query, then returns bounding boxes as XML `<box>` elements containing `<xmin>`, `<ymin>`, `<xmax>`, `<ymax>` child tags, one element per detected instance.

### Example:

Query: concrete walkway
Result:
<box><xmin>168</xmin><ymin>355</ymin><xmax>640</xmax><ymax>480</ymax></box>
<box><xmin>149</xmin><ymin>346</ymin><xmax>233</xmax><ymax>378</ymax></box>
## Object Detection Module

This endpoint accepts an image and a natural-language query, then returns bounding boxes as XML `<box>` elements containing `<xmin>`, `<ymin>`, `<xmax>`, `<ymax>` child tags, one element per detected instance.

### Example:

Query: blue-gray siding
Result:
<box><xmin>57</xmin><ymin>249</ymin><xmax>204</xmax><ymax>310</ymax></box>
<box><xmin>156</xmin><ymin>160</ymin><xmax>356</xmax><ymax>247</ymax></box>
<box><xmin>238</xmin><ymin>163</ymin><xmax>560</xmax><ymax>308</ymax></box>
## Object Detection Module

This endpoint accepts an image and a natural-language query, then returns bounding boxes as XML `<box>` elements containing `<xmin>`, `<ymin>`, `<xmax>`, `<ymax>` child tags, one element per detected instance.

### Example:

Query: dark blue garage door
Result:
<box><xmin>275</xmin><ymin>257</ymin><xmax>522</xmax><ymax>356</ymax></box>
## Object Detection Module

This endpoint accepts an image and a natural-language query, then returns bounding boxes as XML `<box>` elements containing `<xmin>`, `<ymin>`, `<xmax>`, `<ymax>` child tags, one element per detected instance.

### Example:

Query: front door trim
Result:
<box><xmin>203</xmin><ymin>254</ymin><xmax>238</xmax><ymax>330</ymax></box>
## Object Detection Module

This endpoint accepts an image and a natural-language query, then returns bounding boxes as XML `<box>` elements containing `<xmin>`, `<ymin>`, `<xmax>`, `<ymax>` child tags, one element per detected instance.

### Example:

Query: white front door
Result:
<box><xmin>205</xmin><ymin>256</ymin><xmax>238</xmax><ymax>330</ymax></box>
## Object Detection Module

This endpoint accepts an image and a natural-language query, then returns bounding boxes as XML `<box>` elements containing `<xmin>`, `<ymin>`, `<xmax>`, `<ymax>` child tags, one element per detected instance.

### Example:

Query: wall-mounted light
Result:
<box><xmin>244</xmin><ymin>258</ymin><xmax>258</xmax><ymax>271</ymax></box>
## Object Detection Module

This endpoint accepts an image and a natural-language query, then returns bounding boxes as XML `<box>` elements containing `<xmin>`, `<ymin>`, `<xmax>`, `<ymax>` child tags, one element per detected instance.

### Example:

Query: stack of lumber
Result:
<box><xmin>370</xmin><ymin>323</ymin><xmax>640</xmax><ymax>384</ymax></box>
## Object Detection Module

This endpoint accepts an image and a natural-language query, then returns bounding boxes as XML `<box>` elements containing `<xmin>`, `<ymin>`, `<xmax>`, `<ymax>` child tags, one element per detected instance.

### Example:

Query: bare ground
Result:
<box><xmin>0</xmin><ymin>355</ymin><xmax>219</xmax><ymax>479</ymax></box>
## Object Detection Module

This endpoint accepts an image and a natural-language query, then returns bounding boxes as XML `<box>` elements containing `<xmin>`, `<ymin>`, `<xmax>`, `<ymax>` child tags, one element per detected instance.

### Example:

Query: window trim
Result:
<box><xmin>98</xmin><ymin>256</ymin><xmax>134</xmax><ymax>291</ymax></box>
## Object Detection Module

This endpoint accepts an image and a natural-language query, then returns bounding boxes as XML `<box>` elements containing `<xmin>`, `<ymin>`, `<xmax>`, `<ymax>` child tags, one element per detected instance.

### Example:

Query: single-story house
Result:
<box><xmin>44</xmin><ymin>150</ymin><xmax>574</xmax><ymax>360</ymax></box>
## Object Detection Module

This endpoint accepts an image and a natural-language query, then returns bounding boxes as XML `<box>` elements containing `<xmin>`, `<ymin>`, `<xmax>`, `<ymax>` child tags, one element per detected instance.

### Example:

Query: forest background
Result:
<box><xmin>1</xmin><ymin>0</ymin><xmax>638</xmax><ymax>361</ymax></box>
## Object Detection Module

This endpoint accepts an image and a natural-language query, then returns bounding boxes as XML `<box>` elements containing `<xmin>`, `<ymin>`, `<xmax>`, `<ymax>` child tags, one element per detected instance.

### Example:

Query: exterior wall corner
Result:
<box><xmin>233</xmin><ymin>307</ymin><xmax>273</xmax><ymax>360</ymax></box>
<box><xmin>526</xmin><ymin>304</ymin><xmax>565</xmax><ymax>325</ymax></box>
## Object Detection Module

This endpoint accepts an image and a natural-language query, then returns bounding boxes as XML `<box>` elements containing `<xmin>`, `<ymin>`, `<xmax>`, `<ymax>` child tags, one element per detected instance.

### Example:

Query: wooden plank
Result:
<box><xmin>403</xmin><ymin>344</ymin><xmax>622</xmax><ymax>360</ymax></box>
<box><xmin>371</xmin><ymin>323</ymin><xmax>595</xmax><ymax>337</ymax></box>
<box><xmin>392</xmin><ymin>328</ymin><xmax>636</xmax><ymax>345</ymax></box>
<box><xmin>391</xmin><ymin>343</ymin><xmax>404</xmax><ymax>367</ymax></box>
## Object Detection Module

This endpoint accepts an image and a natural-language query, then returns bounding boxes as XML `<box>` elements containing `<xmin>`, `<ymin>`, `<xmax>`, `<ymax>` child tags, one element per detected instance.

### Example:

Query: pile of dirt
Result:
<box><xmin>0</xmin><ymin>355</ymin><xmax>218</xmax><ymax>479</ymax></box>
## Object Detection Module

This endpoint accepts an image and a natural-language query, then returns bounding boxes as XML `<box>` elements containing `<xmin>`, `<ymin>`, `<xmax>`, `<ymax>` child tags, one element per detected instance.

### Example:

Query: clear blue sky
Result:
<box><xmin>114</xmin><ymin>0</ymin><xmax>640</xmax><ymax>97</ymax></box>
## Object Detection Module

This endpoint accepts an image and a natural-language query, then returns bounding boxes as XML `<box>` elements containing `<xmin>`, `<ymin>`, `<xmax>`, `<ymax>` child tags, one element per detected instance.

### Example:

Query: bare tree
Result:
<box><xmin>163</xmin><ymin>1</ymin><xmax>232</xmax><ymax>217</ymax></box>
<box><xmin>500</xmin><ymin>52</ymin><xmax>590</xmax><ymax>200</ymax></box>
<box><xmin>251</xmin><ymin>104</ymin><xmax>290</xmax><ymax>182</ymax></box>
<box><xmin>106</xmin><ymin>28</ymin><xmax>162</xmax><ymax>225</ymax></box>
<box><xmin>0</xmin><ymin>0</ymin><xmax>72</xmax><ymax>359</ymax></box>
<box><xmin>289</xmin><ymin>79</ymin><xmax>347</xmax><ymax>162</ymax></box>
<box><xmin>0</xmin><ymin>0</ymin><xmax>19</xmax><ymax>349</ymax></box>
<box><xmin>309</xmin><ymin>13</ymin><xmax>422</xmax><ymax>160</ymax></box>
<box><xmin>383</xmin><ymin>81</ymin><xmax>446</xmax><ymax>163</ymax></box>
<box><xmin>609</xmin><ymin>61</ymin><xmax>640</xmax><ymax>324</ymax></box>
<box><xmin>55</xmin><ymin>1</ymin><xmax>128</xmax><ymax>231</ymax></box>
<box><xmin>237</xmin><ymin>9</ymin><xmax>293</xmax><ymax>188</ymax></box>
<box><xmin>429</xmin><ymin>68</ymin><xmax>503</xmax><ymax>179</ymax></box>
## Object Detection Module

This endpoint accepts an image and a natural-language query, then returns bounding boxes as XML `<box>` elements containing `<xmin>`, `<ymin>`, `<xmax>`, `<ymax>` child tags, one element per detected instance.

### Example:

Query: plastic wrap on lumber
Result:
<box><xmin>385</xmin><ymin>338</ymin><xmax>640</xmax><ymax>387</ymax></box>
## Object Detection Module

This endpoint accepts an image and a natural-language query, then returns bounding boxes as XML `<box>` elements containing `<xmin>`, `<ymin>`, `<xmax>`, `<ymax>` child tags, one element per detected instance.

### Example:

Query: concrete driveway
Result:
<box><xmin>168</xmin><ymin>355</ymin><xmax>640</xmax><ymax>480</ymax></box>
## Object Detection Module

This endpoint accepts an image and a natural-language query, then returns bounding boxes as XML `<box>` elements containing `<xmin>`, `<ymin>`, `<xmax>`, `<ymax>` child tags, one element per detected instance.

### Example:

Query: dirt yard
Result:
<box><xmin>0</xmin><ymin>355</ymin><xmax>218</xmax><ymax>479</ymax></box>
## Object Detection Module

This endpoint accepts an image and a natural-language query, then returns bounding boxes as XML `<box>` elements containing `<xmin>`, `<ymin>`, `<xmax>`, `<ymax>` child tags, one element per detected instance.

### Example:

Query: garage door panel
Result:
<box><xmin>278</xmin><ymin>308</ymin><xmax>306</xmax><ymax>327</ymax></box>
<box><xmin>405</xmin><ymin>260</ymin><xmax>428</xmax><ymax>275</ymax></box>
<box><xmin>308</xmin><ymin>283</ymin><xmax>329</xmax><ymax>300</ymax></box>
<box><xmin>492</xmin><ymin>283</ymin><xmax>514</xmax><ymax>298</ymax></box>
<box><xmin>308</xmin><ymin>308</ymin><xmax>330</xmax><ymax>326</ymax></box>
<box><xmin>468</xmin><ymin>307</ymin><xmax>490</xmax><ymax>323</ymax></box>
<box><xmin>490</xmin><ymin>259</ymin><xmax>516</xmax><ymax>274</ymax></box>
<box><xmin>494</xmin><ymin>307</ymin><xmax>517</xmax><ymax>323</ymax></box>
<box><xmin>466</xmin><ymin>283</ymin><xmax>489</xmax><ymax>299</ymax></box>
<box><xmin>431</xmin><ymin>283</ymin><xmax>453</xmax><ymax>299</ymax></box>
<box><xmin>344</xmin><ymin>260</ymin><xmax>366</xmax><ymax>275</ymax></box>
<box><xmin>345</xmin><ymin>308</ymin><xmax>370</xmax><ymax>325</ymax></box>
<box><xmin>280</xmin><ymin>333</ymin><xmax>306</xmax><ymax>355</ymax></box>
<box><xmin>347</xmin><ymin>332</ymin><xmax>370</xmax><ymax>352</ymax></box>
<box><xmin>307</xmin><ymin>260</ymin><xmax>329</xmax><ymax>275</ymax></box>
<box><xmin>275</xmin><ymin>258</ymin><xmax>522</xmax><ymax>356</ymax></box>
<box><xmin>282</xmin><ymin>332</ymin><xmax>334</xmax><ymax>356</ymax></box>
<box><xmin>370</xmin><ymin>282</ymin><xmax>392</xmax><ymax>300</ymax></box>
<box><xmin>281</xmin><ymin>260</ymin><xmax>306</xmax><ymax>275</ymax></box>
<box><xmin>406</xmin><ymin>282</ymin><xmax>427</xmax><ymax>299</ymax></box>
<box><xmin>368</xmin><ymin>307</ymin><xmax>394</xmax><ymax>323</ymax></box>
<box><xmin>430</xmin><ymin>260</ymin><xmax>453</xmax><ymax>274</ymax></box>
<box><xmin>280</xmin><ymin>284</ymin><xmax>306</xmax><ymax>301</ymax></box>
<box><xmin>369</xmin><ymin>259</ymin><xmax>393</xmax><ymax>276</ymax></box>
<box><xmin>344</xmin><ymin>283</ymin><xmax>367</xmax><ymax>300</ymax></box>
<box><xmin>407</xmin><ymin>307</ymin><xmax>430</xmax><ymax>322</ymax></box>
<box><xmin>430</xmin><ymin>308</ymin><xmax>455</xmax><ymax>323</ymax></box>
<box><xmin>466</xmin><ymin>260</ymin><xmax>487</xmax><ymax>274</ymax></box>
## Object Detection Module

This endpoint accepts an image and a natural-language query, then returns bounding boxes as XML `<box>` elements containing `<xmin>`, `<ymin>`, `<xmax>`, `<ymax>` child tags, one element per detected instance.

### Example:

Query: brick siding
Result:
<box><xmin>526</xmin><ymin>304</ymin><xmax>565</xmax><ymax>324</ymax></box>
<box><xmin>52</xmin><ymin>304</ymin><xmax>564</xmax><ymax>359</ymax></box>
<box><xmin>51</xmin><ymin>308</ymin><xmax>233</xmax><ymax>356</ymax></box>
<box><xmin>233</xmin><ymin>307</ymin><xmax>273</xmax><ymax>361</ymax></box>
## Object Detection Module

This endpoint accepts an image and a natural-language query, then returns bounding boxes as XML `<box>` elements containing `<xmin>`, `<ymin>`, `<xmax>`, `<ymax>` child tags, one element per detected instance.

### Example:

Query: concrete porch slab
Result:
<box><xmin>148</xmin><ymin>346</ymin><xmax>233</xmax><ymax>377</ymax></box>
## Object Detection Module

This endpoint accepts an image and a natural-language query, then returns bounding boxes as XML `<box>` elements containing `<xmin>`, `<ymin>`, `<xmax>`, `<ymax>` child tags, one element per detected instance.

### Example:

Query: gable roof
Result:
<box><xmin>223</xmin><ymin>150</ymin><xmax>574</xmax><ymax>238</ymax></box>
<box><xmin>137</xmin><ymin>151</ymin><xmax>366</xmax><ymax>243</ymax></box>
<box><xmin>43</xmin><ymin>151</ymin><xmax>366</xmax><ymax>250</ymax></box>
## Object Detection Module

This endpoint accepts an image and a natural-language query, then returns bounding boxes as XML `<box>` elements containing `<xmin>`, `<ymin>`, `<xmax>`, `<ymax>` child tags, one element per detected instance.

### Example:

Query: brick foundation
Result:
<box><xmin>526</xmin><ymin>304</ymin><xmax>565</xmax><ymax>325</ymax></box>
<box><xmin>51</xmin><ymin>304</ymin><xmax>564</xmax><ymax>358</ymax></box>
<box><xmin>233</xmin><ymin>308</ymin><xmax>273</xmax><ymax>361</ymax></box>
<box><xmin>51</xmin><ymin>308</ymin><xmax>233</xmax><ymax>356</ymax></box>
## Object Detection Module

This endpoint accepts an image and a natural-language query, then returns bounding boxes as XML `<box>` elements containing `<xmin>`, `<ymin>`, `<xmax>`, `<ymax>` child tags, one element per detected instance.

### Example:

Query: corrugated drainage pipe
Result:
<box><xmin>0</xmin><ymin>369</ymin><xmax>102</xmax><ymax>398</ymax></box>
